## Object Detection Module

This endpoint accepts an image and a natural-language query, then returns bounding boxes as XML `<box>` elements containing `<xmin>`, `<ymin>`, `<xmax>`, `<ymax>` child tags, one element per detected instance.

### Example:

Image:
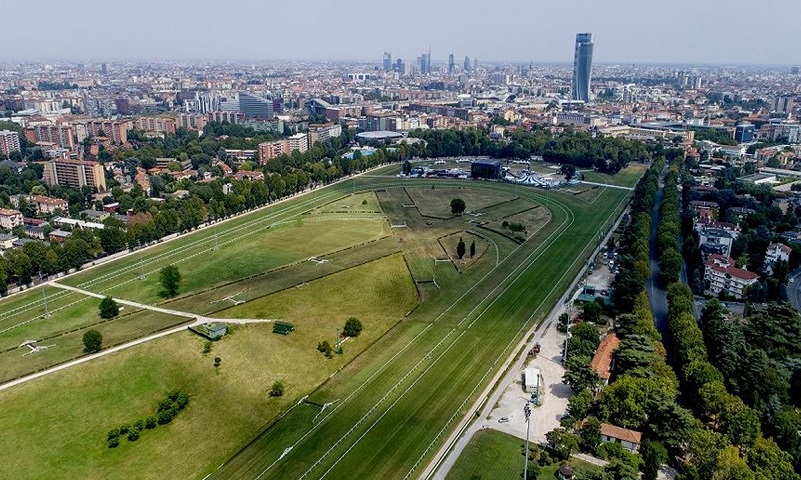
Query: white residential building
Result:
<box><xmin>764</xmin><ymin>242</ymin><xmax>791</xmax><ymax>275</ymax></box>
<box><xmin>704</xmin><ymin>255</ymin><xmax>759</xmax><ymax>299</ymax></box>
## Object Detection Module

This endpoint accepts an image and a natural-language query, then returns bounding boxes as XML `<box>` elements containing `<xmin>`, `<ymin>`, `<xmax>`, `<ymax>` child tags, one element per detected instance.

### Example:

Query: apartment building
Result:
<box><xmin>258</xmin><ymin>140</ymin><xmax>290</xmax><ymax>164</ymax></box>
<box><xmin>32</xmin><ymin>195</ymin><xmax>68</xmax><ymax>214</ymax></box>
<box><xmin>176</xmin><ymin>113</ymin><xmax>208</xmax><ymax>131</ymax></box>
<box><xmin>24</xmin><ymin>124</ymin><xmax>76</xmax><ymax>150</ymax></box>
<box><xmin>135</xmin><ymin>116</ymin><xmax>176</xmax><ymax>135</ymax></box>
<box><xmin>704</xmin><ymin>255</ymin><xmax>759</xmax><ymax>299</ymax></box>
<box><xmin>287</xmin><ymin>133</ymin><xmax>309</xmax><ymax>153</ymax></box>
<box><xmin>307</xmin><ymin>123</ymin><xmax>342</xmax><ymax>145</ymax></box>
<box><xmin>0</xmin><ymin>130</ymin><xmax>21</xmax><ymax>156</ymax></box>
<box><xmin>764</xmin><ymin>242</ymin><xmax>791</xmax><ymax>275</ymax></box>
<box><xmin>43</xmin><ymin>158</ymin><xmax>107</xmax><ymax>191</ymax></box>
<box><xmin>75</xmin><ymin>119</ymin><xmax>131</xmax><ymax>145</ymax></box>
<box><xmin>0</xmin><ymin>208</ymin><xmax>23</xmax><ymax>230</ymax></box>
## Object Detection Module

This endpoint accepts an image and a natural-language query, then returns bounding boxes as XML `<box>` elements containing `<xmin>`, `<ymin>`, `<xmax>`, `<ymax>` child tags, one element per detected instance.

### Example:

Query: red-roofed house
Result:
<box><xmin>32</xmin><ymin>195</ymin><xmax>68</xmax><ymax>215</ymax></box>
<box><xmin>704</xmin><ymin>255</ymin><xmax>759</xmax><ymax>299</ymax></box>
<box><xmin>591</xmin><ymin>332</ymin><xmax>620</xmax><ymax>386</ymax></box>
<box><xmin>600</xmin><ymin>423</ymin><xmax>642</xmax><ymax>453</ymax></box>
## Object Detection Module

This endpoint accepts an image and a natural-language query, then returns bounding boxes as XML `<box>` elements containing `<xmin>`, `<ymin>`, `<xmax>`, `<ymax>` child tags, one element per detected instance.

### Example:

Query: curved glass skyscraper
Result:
<box><xmin>572</xmin><ymin>33</ymin><xmax>594</xmax><ymax>102</ymax></box>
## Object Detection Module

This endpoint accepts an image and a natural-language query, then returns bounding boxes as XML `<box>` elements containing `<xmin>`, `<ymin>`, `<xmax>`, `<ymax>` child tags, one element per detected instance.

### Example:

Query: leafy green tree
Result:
<box><xmin>545</xmin><ymin>428</ymin><xmax>579</xmax><ymax>461</ymax></box>
<box><xmin>269</xmin><ymin>381</ymin><xmax>285</xmax><ymax>397</ymax></box>
<box><xmin>567</xmin><ymin>388</ymin><xmax>595</xmax><ymax>419</ymax></box>
<box><xmin>712</xmin><ymin>445</ymin><xmax>755</xmax><ymax>480</ymax></box>
<box><xmin>159</xmin><ymin>265</ymin><xmax>181</xmax><ymax>297</ymax></box>
<box><xmin>604</xmin><ymin>460</ymin><xmax>639</xmax><ymax>480</ymax></box>
<box><xmin>456</xmin><ymin>237</ymin><xmax>466</xmax><ymax>259</ymax></box>
<box><xmin>82</xmin><ymin>329</ymin><xmax>102</xmax><ymax>353</ymax></box>
<box><xmin>343</xmin><ymin>317</ymin><xmax>362</xmax><ymax>337</ymax></box>
<box><xmin>98</xmin><ymin>296</ymin><xmax>120</xmax><ymax>319</ymax></box>
<box><xmin>747</xmin><ymin>436</ymin><xmax>801</xmax><ymax>480</ymax></box>
<box><xmin>579</xmin><ymin>417</ymin><xmax>602</xmax><ymax>454</ymax></box>
<box><xmin>583</xmin><ymin>301</ymin><xmax>603</xmax><ymax>324</ymax></box>
<box><xmin>640</xmin><ymin>439</ymin><xmax>668</xmax><ymax>480</ymax></box>
<box><xmin>563</xmin><ymin>355</ymin><xmax>600</xmax><ymax>393</ymax></box>
<box><xmin>450</xmin><ymin>198</ymin><xmax>466</xmax><ymax>215</ymax></box>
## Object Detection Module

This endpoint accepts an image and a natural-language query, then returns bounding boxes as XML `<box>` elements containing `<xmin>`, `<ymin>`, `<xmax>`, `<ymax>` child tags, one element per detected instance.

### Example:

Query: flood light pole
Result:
<box><xmin>39</xmin><ymin>272</ymin><xmax>49</xmax><ymax>318</ymax></box>
<box><xmin>523</xmin><ymin>402</ymin><xmax>531</xmax><ymax>480</ymax></box>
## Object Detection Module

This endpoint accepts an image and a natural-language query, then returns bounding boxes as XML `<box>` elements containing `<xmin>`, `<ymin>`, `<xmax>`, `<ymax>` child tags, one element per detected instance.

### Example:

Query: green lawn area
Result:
<box><xmin>0</xmin><ymin>253</ymin><xmax>417</xmax><ymax>480</ymax></box>
<box><xmin>0</xmin><ymin>170</ymin><xmax>641</xmax><ymax>480</ymax></box>
<box><xmin>311</xmin><ymin>191</ymin><xmax>383</xmax><ymax>214</ymax></box>
<box><xmin>444</xmin><ymin>429</ymin><xmax>604</xmax><ymax>480</ymax></box>
<box><xmin>445</xmin><ymin>429</ymin><xmax>525</xmax><ymax>480</ymax></box>
<box><xmin>406</xmin><ymin>186</ymin><xmax>516</xmax><ymax>218</ymax></box>
<box><xmin>212</xmin><ymin>181</ymin><xmax>633</xmax><ymax>480</ymax></box>
<box><xmin>62</xmin><ymin>217</ymin><xmax>390</xmax><ymax>304</ymax></box>
<box><xmin>0</xmin><ymin>308</ymin><xmax>189</xmax><ymax>383</ymax></box>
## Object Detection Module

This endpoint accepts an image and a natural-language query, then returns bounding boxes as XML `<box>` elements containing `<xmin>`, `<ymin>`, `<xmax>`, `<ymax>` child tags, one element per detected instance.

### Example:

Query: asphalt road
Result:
<box><xmin>647</xmin><ymin>167</ymin><xmax>669</xmax><ymax>336</ymax></box>
<box><xmin>787</xmin><ymin>269</ymin><xmax>801</xmax><ymax>311</ymax></box>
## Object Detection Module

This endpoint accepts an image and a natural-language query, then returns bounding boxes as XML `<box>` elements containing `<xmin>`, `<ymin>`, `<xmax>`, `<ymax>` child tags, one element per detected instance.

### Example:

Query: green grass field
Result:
<box><xmin>62</xmin><ymin>217</ymin><xmax>390</xmax><ymax>304</ymax></box>
<box><xmin>444</xmin><ymin>429</ymin><xmax>604</xmax><ymax>480</ymax></box>
<box><xmin>444</xmin><ymin>429</ymin><xmax>525</xmax><ymax>480</ymax></box>
<box><xmin>0</xmin><ymin>163</ymin><xmax>638</xmax><ymax>480</ymax></box>
<box><xmin>0</xmin><ymin>254</ymin><xmax>417</xmax><ymax>480</ymax></box>
<box><xmin>210</xmin><ymin>181</ymin><xmax>632</xmax><ymax>480</ymax></box>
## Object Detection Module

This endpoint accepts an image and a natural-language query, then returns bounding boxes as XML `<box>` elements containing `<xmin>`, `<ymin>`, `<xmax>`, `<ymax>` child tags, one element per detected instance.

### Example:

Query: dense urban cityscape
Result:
<box><xmin>1</xmin><ymin>3</ymin><xmax>801</xmax><ymax>480</ymax></box>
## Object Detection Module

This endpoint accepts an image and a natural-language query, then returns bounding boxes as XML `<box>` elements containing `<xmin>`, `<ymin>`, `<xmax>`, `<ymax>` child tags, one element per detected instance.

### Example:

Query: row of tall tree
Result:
<box><xmin>656</xmin><ymin>161</ymin><xmax>683</xmax><ymax>284</ymax></box>
<box><xmin>610</xmin><ymin>157</ymin><xmax>665</xmax><ymax>312</ymax></box>
<box><xmin>700</xmin><ymin>300</ymin><xmax>801</xmax><ymax>473</ymax></box>
<box><xmin>665</xmin><ymin>284</ymin><xmax>798</xmax><ymax>480</ymax></box>
<box><xmin>409</xmin><ymin>127</ymin><xmax>653</xmax><ymax>173</ymax></box>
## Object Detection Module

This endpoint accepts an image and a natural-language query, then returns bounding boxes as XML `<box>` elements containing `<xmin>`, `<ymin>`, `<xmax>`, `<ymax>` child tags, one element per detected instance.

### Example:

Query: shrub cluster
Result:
<box><xmin>106</xmin><ymin>390</ymin><xmax>189</xmax><ymax>448</ymax></box>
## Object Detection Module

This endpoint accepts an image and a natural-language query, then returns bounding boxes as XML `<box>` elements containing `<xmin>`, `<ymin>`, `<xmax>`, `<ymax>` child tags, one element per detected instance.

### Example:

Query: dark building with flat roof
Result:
<box><xmin>471</xmin><ymin>159</ymin><xmax>501</xmax><ymax>179</ymax></box>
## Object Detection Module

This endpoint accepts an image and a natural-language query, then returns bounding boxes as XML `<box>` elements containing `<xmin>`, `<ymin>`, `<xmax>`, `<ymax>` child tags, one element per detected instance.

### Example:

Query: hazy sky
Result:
<box><xmin>1</xmin><ymin>0</ymin><xmax>798</xmax><ymax>65</ymax></box>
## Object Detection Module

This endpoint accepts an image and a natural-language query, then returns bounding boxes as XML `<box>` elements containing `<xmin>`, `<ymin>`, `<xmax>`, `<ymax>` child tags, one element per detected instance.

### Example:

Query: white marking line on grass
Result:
<box><xmin>415</xmin><ymin>189</ymin><xmax>633</xmax><ymax>480</ymax></box>
<box><xmin>313</xmin><ymin>183</ymin><xmax>630</xmax><ymax>479</ymax></box>
<box><xmin>295</xmin><ymin>191</ymin><xmax>575</xmax><ymax>479</ymax></box>
<box><xmin>262</xmin><ymin>185</ymin><xmax>572</xmax><ymax>478</ymax></box>
<box><xmin>250</xmin><ymin>323</ymin><xmax>435</xmax><ymax>480</ymax></box>
<box><xmin>306</xmin><ymin>330</ymin><xmax>469</xmax><ymax>480</ymax></box>
<box><xmin>0</xmin><ymin>294</ymin><xmax>91</xmax><ymax>336</ymax></box>
<box><xmin>0</xmin><ymin>289</ymin><xmax>72</xmax><ymax>322</ymax></box>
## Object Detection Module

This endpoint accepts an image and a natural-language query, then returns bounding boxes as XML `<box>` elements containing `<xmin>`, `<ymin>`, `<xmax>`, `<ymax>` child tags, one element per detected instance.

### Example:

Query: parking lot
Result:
<box><xmin>484</xmin><ymin>317</ymin><xmax>572</xmax><ymax>443</ymax></box>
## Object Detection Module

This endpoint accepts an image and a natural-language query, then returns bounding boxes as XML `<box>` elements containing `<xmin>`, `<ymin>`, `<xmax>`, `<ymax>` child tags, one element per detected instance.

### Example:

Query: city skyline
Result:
<box><xmin>0</xmin><ymin>0</ymin><xmax>799</xmax><ymax>65</ymax></box>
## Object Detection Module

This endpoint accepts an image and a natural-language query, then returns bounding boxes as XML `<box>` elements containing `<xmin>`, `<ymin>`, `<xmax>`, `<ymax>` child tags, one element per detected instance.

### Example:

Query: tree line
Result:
<box><xmin>409</xmin><ymin>127</ymin><xmax>653</xmax><ymax>173</ymax></box>
<box><xmin>656</xmin><ymin>160</ymin><xmax>683</xmax><ymax>284</ymax></box>
<box><xmin>666</xmin><ymin>284</ymin><xmax>798</xmax><ymax>480</ymax></box>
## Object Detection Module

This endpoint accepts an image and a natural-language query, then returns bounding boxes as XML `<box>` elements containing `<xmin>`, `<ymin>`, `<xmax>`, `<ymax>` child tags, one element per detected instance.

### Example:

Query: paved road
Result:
<box><xmin>424</xmin><ymin>204</ymin><xmax>632</xmax><ymax>480</ymax></box>
<box><xmin>787</xmin><ymin>269</ymin><xmax>801</xmax><ymax>311</ymax></box>
<box><xmin>647</xmin><ymin>167</ymin><xmax>669</xmax><ymax>336</ymax></box>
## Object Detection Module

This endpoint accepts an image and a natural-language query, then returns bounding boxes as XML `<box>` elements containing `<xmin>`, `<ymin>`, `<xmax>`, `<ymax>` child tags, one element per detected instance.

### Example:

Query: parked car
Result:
<box><xmin>498</xmin><ymin>417</ymin><xmax>509</xmax><ymax>423</ymax></box>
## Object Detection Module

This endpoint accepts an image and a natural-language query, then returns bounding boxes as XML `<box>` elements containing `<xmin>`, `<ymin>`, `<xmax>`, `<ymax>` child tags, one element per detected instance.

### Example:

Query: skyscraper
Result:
<box><xmin>572</xmin><ymin>33</ymin><xmax>594</xmax><ymax>102</ymax></box>
<box><xmin>448</xmin><ymin>54</ymin><xmax>455</xmax><ymax>74</ymax></box>
<box><xmin>463</xmin><ymin>55</ymin><xmax>471</xmax><ymax>72</ymax></box>
<box><xmin>383</xmin><ymin>52</ymin><xmax>392</xmax><ymax>72</ymax></box>
<box><xmin>396</xmin><ymin>58</ymin><xmax>406</xmax><ymax>76</ymax></box>
<box><xmin>420</xmin><ymin>50</ymin><xmax>431</xmax><ymax>74</ymax></box>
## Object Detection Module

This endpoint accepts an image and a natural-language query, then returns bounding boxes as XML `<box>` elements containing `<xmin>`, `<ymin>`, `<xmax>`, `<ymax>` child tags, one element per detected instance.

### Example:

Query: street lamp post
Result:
<box><xmin>523</xmin><ymin>401</ymin><xmax>532</xmax><ymax>480</ymax></box>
